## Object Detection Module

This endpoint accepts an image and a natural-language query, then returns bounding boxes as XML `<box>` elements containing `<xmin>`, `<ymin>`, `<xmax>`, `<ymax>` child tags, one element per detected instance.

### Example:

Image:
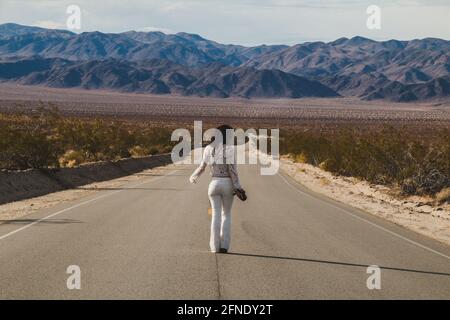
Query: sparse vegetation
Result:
<box><xmin>0</xmin><ymin>106</ymin><xmax>175</xmax><ymax>170</ymax></box>
<box><xmin>436</xmin><ymin>188</ymin><xmax>450</xmax><ymax>205</ymax></box>
<box><xmin>1</xmin><ymin>99</ymin><xmax>449</xmax><ymax>200</ymax></box>
<box><xmin>281</xmin><ymin>127</ymin><xmax>450</xmax><ymax>197</ymax></box>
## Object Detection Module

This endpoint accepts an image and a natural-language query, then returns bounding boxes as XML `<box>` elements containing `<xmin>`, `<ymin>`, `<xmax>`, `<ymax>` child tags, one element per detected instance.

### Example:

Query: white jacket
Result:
<box><xmin>189</xmin><ymin>144</ymin><xmax>241</xmax><ymax>189</ymax></box>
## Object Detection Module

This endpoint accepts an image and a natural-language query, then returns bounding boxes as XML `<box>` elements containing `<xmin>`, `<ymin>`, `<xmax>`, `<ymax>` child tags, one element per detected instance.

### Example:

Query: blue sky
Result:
<box><xmin>0</xmin><ymin>0</ymin><xmax>449</xmax><ymax>45</ymax></box>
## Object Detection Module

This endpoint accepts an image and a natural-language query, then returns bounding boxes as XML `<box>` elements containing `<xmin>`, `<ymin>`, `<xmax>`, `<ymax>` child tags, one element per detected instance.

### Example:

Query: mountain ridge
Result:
<box><xmin>0</xmin><ymin>56</ymin><xmax>339</xmax><ymax>98</ymax></box>
<box><xmin>0</xmin><ymin>23</ymin><xmax>449</xmax><ymax>102</ymax></box>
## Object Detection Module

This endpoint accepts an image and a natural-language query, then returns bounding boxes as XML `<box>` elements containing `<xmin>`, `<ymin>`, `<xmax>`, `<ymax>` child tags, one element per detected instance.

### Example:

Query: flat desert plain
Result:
<box><xmin>0</xmin><ymin>84</ymin><xmax>449</xmax><ymax>128</ymax></box>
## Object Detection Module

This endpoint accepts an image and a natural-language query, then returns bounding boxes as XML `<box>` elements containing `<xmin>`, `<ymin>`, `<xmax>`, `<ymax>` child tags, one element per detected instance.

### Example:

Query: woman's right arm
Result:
<box><xmin>189</xmin><ymin>146</ymin><xmax>210</xmax><ymax>184</ymax></box>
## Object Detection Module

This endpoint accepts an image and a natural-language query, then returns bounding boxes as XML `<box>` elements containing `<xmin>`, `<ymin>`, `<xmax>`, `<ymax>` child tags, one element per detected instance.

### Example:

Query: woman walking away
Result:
<box><xmin>189</xmin><ymin>125</ymin><xmax>247</xmax><ymax>254</ymax></box>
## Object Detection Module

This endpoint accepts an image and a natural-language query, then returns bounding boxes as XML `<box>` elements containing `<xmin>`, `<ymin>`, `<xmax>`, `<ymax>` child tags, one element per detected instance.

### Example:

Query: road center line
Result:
<box><xmin>0</xmin><ymin>168</ymin><xmax>178</xmax><ymax>241</ymax></box>
<box><xmin>277</xmin><ymin>171</ymin><xmax>450</xmax><ymax>261</ymax></box>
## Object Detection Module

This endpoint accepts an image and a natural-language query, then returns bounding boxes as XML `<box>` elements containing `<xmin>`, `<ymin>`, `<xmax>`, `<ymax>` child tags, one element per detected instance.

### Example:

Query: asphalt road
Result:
<box><xmin>1</xmin><ymin>163</ymin><xmax>450</xmax><ymax>299</ymax></box>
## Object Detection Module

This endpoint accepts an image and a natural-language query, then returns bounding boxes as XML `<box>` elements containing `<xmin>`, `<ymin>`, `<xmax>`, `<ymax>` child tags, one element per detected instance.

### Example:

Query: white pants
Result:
<box><xmin>208</xmin><ymin>177</ymin><xmax>234</xmax><ymax>252</ymax></box>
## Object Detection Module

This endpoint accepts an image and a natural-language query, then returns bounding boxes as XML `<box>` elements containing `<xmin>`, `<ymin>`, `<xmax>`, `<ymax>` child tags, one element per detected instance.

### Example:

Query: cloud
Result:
<box><xmin>0</xmin><ymin>0</ymin><xmax>448</xmax><ymax>45</ymax></box>
<box><xmin>203</xmin><ymin>0</ymin><xmax>450</xmax><ymax>9</ymax></box>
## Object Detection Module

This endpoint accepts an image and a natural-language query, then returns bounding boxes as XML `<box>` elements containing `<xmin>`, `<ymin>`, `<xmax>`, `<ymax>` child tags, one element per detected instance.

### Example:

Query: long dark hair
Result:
<box><xmin>216</xmin><ymin>124</ymin><xmax>233</xmax><ymax>145</ymax></box>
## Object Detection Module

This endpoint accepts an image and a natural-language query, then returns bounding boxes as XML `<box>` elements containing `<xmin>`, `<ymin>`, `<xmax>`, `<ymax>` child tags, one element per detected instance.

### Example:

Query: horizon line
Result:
<box><xmin>1</xmin><ymin>22</ymin><xmax>449</xmax><ymax>48</ymax></box>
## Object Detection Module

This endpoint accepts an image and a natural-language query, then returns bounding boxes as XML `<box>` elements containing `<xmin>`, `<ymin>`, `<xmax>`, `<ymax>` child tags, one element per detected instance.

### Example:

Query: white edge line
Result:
<box><xmin>0</xmin><ymin>169</ymin><xmax>178</xmax><ymax>241</ymax></box>
<box><xmin>277</xmin><ymin>172</ymin><xmax>450</xmax><ymax>261</ymax></box>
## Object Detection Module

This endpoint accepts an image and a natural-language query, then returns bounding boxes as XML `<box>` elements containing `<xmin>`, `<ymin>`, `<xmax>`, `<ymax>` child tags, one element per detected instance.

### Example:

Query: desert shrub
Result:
<box><xmin>295</xmin><ymin>152</ymin><xmax>309</xmax><ymax>163</ymax></box>
<box><xmin>436</xmin><ymin>188</ymin><xmax>450</xmax><ymax>204</ymax></box>
<box><xmin>0</xmin><ymin>106</ymin><xmax>174</xmax><ymax>170</ymax></box>
<box><xmin>58</xmin><ymin>149</ymin><xmax>86</xmax><ymax>168</ymax></box>
<box><xmin>148</xmin><ymin>146</ymin><xmax>161</xmax><ymax>155</ymax></box>
<box><xmin>0</xmin><ymin>107</ymin><xmax>62</xmax><ymax>169</ymax></box>
<box><xmin>129</xmin><ymin>145</ymin><xmax>150</xmax><ymax>158</ymax></box>
<box><xmin>281</xmin><ymin>126</ymin><xmax>450</xmax><ymax>196</ymax></box>
<box><xmin>401</xmin><ymin>169</ymin><xmax>450</xmax><ymax>195</ymax></box>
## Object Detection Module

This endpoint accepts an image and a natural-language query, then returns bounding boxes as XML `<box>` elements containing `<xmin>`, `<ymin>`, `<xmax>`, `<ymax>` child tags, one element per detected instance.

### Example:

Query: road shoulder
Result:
<box><xmin>0</xmin><ymin>163</ymin><xmax>178</xmax><ymax>224</ymax></box>
<box><xmin>280</xmin><ymin>157</ymin><xmax>450</xmax><ymax>247</ymax></box>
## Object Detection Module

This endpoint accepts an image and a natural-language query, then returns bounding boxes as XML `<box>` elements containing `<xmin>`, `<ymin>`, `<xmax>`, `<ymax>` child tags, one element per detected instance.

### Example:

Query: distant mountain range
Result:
<box><xmin>0</xmin><ymin>23</ymin><xmax>449</xmax><ymax>101</ymax></box>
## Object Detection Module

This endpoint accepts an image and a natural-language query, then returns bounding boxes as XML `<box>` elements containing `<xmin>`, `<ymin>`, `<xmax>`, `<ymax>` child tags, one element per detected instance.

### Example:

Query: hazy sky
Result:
<box><xmin>0</xmin><ymin>0</ymin><xmax>449</xmax><ymax>45</ymax></box>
